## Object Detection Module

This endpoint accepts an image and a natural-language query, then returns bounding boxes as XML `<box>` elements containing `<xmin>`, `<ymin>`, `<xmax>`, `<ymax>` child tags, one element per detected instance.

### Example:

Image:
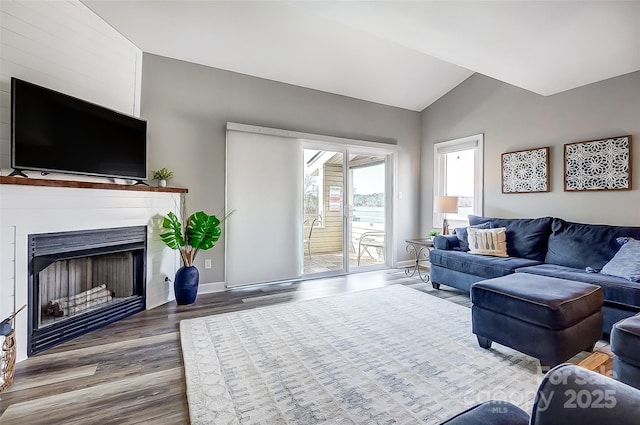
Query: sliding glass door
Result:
<box><xmin>302</xmin><ymin>147</ymin><xmax>389</xmax><ymax>276</ymax></box>
<box><xmin>348</xmin><ymin>153</ymin><xmax>387</xmax><ymax>270</ymax></box>
<box><xmin>226</xmin><ymin>123</ymin><xmax>395</xmax><ymax>287</ymax></box>
<box><xmin>303</xmin><ymin>148</ymin><xmax>345</xmax><ymax>275</ymax></box>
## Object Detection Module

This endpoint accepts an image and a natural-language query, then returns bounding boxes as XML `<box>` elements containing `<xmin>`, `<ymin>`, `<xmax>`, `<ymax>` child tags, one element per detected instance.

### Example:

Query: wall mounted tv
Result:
<box><xmin>11</xmin><ymin>77</ymin><xmax>147</xmax><ymax>181</ymax></box>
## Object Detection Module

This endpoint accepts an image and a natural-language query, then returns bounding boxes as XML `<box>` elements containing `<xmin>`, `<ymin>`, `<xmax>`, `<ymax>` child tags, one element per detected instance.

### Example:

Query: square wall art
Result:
<box><xmin>564</xmin><ymin>136</ymin><xmax>632</xmax><ymax>191</ymax></box>
<box><xmin>501</xmin><ymin>147</ymin><xmax>550</xmax><ymax>193</ymax></box>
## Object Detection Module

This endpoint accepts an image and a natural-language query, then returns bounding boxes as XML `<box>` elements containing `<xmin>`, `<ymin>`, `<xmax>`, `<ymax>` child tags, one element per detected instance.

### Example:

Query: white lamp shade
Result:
<box><xmin>434</xmin><ymin>196</ymin><xmax>459</xmax><ymax>214</ymax></box>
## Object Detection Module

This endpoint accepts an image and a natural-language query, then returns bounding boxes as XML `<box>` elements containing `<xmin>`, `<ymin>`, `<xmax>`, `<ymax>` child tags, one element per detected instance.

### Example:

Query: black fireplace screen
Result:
<box><xmin>28</xmin><ymin>226</ymin><xmax>146</xmax><ymax>355</ymax></box>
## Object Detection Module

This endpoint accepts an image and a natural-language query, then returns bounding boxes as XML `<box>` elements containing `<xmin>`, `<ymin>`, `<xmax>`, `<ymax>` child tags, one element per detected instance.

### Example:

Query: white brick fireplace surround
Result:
<box><xmin>0</xmin><ymin>177</ymin><xmax>184</xmax><ymax>361</ymax></box>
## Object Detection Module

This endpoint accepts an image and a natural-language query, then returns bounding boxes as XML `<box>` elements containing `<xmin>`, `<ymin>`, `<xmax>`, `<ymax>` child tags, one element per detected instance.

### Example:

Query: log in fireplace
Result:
<box><xmin>28</xmin><ymin>226</ymin><xmax>146</xmax><ymax>355</ymax></box>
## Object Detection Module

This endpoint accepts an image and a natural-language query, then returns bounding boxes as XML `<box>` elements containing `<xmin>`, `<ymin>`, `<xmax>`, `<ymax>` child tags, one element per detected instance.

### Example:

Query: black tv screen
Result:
<box><xmin>11</xmin><ymin>78</ymin><xmax>147</xmax><ymax>180</ymax></box>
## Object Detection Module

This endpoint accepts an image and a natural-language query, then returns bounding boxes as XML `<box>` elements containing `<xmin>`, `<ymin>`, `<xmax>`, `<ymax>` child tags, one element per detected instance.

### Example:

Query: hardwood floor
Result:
<box><xmin>1</xmin><ymin>269</ymin><xmax>470</xmax><ymax>424</ymax></box>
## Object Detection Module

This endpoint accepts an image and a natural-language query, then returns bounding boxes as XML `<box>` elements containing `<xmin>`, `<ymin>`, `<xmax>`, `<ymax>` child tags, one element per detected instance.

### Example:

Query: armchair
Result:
<box><xmin>357</xmin><ymin>230</ymin><xmax>385</xmax><ymax>265</ymax></box>
<box><xmin>441</xmin><ymin>363</ymin><xmax>640</xmax><ymax>425</ymax></box>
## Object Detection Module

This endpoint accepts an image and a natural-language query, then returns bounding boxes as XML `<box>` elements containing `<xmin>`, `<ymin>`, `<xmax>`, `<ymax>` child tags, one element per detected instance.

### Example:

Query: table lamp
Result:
<box><xmin>434</xmin><ymin>196</ymin><xmax>459</xmax><ymax>235</ymax></box>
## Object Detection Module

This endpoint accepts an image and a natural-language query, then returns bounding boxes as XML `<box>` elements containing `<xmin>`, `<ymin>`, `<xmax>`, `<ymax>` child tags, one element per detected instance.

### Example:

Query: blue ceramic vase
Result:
<box><xmin>174</xmin><ymin>266</ymin><xmax>199</xmax><ymax>305</ymax></box>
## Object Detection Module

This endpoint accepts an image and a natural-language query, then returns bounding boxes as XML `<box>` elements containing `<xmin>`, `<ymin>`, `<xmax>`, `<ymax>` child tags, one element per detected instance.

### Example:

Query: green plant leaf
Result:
<box><xmin>160</xmin><ymin>211</ymin><xmax>185</xmax><ymax>250</ymax></box>
<box><xmin>186</xmin><ymin>211</ymin><xmax>221</xmax><ymax>251</ymax></box>
<box><xmin>152</xmin><ymin>167</ymin><xmax>174</xmax><ymax>180</ymax></box>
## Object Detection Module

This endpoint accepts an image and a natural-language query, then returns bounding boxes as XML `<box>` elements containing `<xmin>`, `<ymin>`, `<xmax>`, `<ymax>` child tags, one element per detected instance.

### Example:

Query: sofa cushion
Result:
<box><xmin>601</xmin><ymin>238</ymin><xmax>640</xmax><ymax>282</ymax></box>
<box><xmin>429</xmin><ymin>249</ymin><xmax>541</xmax><ymax>280</ymax></box>
<box><xmin>517</xmin><ymin>264</ymin><xmax>640</xmax><ymax>309</ymax></box>
<box><xmin>432</xmin><ymin>234</ymin><xmax>459</xmax><ymax>250</ymax></box>
<box><xmin>611</xmin><ymin>314</ymin><xmax>640</xmax><ymax>367</ymax></box>
<box><xmin>531</xmin><ymin>364</ymin><xmax>640</xmax><ymax>425</ymax></box>
<box><xmin>471</xmin><ymin>274</ymin><xmax>603</xmax><ymax>330</ymax></box>
<box><xmin>545</xmin><ymin>218</ymin><xmax>640</xmax><ymax>270</ymax></box>
<box><xmin>468</xmin><ymin>215</ymin><xmax>553</xmax><ymax>262</ymax></box>
<box><xmin>467</xmin><ymin>227</ymin><xmax>508</xmax><ymax>257</ymax></box>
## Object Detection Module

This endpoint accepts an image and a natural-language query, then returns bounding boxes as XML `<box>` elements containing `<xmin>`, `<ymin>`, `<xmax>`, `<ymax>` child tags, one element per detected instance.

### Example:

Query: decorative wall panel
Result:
<box><xmin>501</xmin><ymin>147</ymin><xmax>550</xmax><ymax>193</ymax></box>
<box><xmin>564</xmin><ymin>136</ymin><xmax>632</xmax><ymax>191</ymax></box>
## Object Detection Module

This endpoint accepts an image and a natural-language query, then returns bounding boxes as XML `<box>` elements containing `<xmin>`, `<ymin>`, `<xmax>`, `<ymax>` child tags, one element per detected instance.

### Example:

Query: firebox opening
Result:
<box><xmin>38</xmin><ymin>251</ymin><xmax>143</xmax><ymax>327</ymax></box>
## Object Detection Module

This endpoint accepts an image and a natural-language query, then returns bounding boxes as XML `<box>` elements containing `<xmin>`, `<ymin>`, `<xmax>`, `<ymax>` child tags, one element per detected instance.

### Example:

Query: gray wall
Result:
<box><xmin>141</xmin><ymin>54</ymin><xmax>422</xmax><ymax>284</ymax></box>
<box><xmin>421</xmin><ymin>71</ymin><xmax>640</xmax><ymax>233</ymax></box>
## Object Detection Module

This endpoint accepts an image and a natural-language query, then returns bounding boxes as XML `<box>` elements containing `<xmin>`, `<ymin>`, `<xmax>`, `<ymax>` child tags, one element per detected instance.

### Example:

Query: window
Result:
<box><xmin>433</xmin><ymin>134</ymin><xmax>483</xmax><ymax>229</ymax></box>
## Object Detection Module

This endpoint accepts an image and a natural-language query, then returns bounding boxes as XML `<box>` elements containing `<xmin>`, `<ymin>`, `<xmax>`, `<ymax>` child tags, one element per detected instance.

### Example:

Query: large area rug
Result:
<box><xmin>180</xmin><ymin>285</ymin><xmax>542</xmax><ymax>424</ymax></box>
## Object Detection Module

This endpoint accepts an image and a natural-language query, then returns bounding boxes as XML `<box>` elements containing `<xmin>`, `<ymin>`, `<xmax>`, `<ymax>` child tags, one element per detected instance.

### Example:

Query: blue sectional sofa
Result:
<box><xmin>429</xmin><ymin>215</ymin><xmax>640</xmax><ymax>334</ymax></box>
<box><xmin>611</xmin><ymin>313</ymin><xmax>640</xmax><ymax>389</ymax></box>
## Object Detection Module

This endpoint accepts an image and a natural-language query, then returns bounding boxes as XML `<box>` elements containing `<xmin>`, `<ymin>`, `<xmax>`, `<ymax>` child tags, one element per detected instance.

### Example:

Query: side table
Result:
<box><xmin>404</xmin><ymin>238</ymin><xmax>434</xmax><ymax>283</ymax></box>
<box><xmin>577</xmin><ymin>351</ymin><xmax>613</xmax><ymax>377</ymax></box>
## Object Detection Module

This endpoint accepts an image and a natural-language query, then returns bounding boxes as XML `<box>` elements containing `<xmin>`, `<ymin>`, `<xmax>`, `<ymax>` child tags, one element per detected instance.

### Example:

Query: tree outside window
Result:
<box><xmin>304</xmin><ymin>170</ymin><xmax>321</xmax><ymax>225</ymax></box>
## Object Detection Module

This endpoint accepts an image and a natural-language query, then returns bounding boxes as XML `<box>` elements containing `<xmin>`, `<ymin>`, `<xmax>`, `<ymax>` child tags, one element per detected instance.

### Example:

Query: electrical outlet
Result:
<box><xmin>204</xmin><ymin>259</ymin><xmax>212</xmax><ymax>269</ymax></box>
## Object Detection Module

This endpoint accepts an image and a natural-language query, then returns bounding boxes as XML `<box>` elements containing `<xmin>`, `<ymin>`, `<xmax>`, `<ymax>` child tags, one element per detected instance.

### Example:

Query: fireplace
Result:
<box><xmin>28</xmin><ymin>226</ymin><xmax>146</xmax><ymax>355</ymax></box>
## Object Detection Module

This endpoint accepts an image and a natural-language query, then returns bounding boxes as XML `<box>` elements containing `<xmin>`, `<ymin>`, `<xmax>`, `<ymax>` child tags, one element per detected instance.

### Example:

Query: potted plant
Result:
<box><xmin>160</xmin><ymin>211</ymin><xmax>222</xmax><ymax>305</ymax></box>
<box><xmin>152</xmin><ymin>167</ymin><xmax>174</xmax><ymax>187</ymax></box>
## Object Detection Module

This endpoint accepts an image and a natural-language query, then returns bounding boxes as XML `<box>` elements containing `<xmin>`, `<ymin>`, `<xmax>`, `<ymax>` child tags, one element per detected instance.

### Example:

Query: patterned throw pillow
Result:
<box><xmin>454</xmin><ymin>222</ymin><xmax>492</xmax><ymax>251</ymax></box>
<box><xmin>601</xmin><ymin>238</ymin><xmax>640</xmax><ymax>282</ymax></box>
<box><xmin>467</xmin><ymin>227</ymin><xmax>508</xmax><ymax>257</ymax></box>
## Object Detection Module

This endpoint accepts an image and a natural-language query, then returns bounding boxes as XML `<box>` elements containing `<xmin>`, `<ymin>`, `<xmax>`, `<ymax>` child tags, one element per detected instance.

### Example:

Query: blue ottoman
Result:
<box><xmin>611</xmin><ymin>313</ymin><xmax>640</xmax><ymax>389</ymax></box>
<box><xmin>471</xmin><ymin>274</ymin><xmax>603</xmax><ymax>369</ymax></box>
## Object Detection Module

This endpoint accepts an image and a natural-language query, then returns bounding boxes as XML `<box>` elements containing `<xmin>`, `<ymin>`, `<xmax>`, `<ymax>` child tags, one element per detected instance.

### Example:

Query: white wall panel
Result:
<box><xmin>0</xmin><ymin>226</ymin><xmax>16</xmax><ymax>318</ymax></box>
<box><xmin>0</xmin><ymin>0</ymin><xmax>142</xmax><ymax>170</ymax></box>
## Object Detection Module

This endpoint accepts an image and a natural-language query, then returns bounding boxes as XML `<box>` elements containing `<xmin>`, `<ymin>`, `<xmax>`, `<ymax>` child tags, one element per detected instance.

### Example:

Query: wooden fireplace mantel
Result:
<box><xmin>0</xmin><ymin>176</ymin><xmax>188</xmax><ymax>193</ymax></box>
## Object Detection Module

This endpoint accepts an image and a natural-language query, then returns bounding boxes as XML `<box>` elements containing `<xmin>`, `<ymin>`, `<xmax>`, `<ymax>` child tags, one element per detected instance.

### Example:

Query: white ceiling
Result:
<box><xmin>83</xmin><ymin>1</ymin><xmax>640</xmax><ymax>112</ymax></box>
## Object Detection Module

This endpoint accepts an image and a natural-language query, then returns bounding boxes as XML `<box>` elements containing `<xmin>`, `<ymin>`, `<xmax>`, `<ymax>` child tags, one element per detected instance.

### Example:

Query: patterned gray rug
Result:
<box><xmin>180</xmin><ymin>285</ymin><xmax>542</xmax><ymax>424</ymax></box>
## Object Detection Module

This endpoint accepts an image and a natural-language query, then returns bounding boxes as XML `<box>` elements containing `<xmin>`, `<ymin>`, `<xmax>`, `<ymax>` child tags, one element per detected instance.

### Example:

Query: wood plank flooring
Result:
<box><xmin>1</xmin><ymin>270</ymin><xmax>468</xmax><ymax>424</ymax></box>
<box><xmin>1</xmin><ymin>269</ymin><xmax>610</xmax><ymax>424</ymax></box>
<box><xmin>577</xmin><ymin>352</ymin><xmax>614</xmax><ymax>376</ymax></box>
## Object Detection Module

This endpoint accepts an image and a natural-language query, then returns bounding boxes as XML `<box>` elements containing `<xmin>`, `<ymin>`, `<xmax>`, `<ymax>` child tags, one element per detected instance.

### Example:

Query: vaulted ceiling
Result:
<box><xmin>84</xmin><ymin>1</ymin><xmax>640</xmax><ymax>112</ymax></box>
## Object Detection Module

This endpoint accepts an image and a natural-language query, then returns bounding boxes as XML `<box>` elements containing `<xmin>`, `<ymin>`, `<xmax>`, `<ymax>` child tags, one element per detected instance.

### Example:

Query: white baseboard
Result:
<box><xmin>198</xmin><ymin>281</ymin><xmax>226</xmax><ymax>294</ymax></box>
<box><xmin>196</xmin><ymin>264</ymin><xmax>425</xmax><ymax>294</ymax></box>
<box><xmin>395</xmin><ymin>260</ymin><xmax>414</xmax><ymax>269</ymax></box>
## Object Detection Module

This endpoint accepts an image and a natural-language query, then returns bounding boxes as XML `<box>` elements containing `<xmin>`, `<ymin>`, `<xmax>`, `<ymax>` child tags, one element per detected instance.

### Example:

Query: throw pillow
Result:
<box><xmin>601</xmin><ymin>238</ymin><xmax>640</xmax><ymax>282</ymax></box>
<box><xmin>467</xmin><ymin>227</ymin><xmax>508</xmax><ymax>257</ymax></box>
<box><xmin>454</xmin><ymin>222</ymin><xmax>492</xmax><ymax>252</ymax></box>
<box><xmin>469</xmin><ymin>215</ymin><xmax>553</xmax><ymax>262</ymax></box>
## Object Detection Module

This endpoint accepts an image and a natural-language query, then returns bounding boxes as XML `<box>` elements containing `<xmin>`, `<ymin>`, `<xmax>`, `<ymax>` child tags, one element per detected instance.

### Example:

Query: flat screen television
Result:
<box><xmin>11</xmin><ymin>77</ymin><xmax>147</xmax><ymax>181</ymax></box>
